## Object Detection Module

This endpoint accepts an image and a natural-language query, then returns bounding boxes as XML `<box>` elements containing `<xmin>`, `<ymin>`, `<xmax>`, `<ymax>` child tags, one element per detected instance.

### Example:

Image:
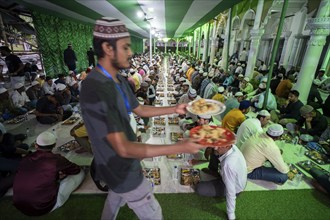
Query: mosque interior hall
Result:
<box><xmin>0</xmin><ymin>0</ymin><xmax>329</xmax><ymax>219</ymax></box>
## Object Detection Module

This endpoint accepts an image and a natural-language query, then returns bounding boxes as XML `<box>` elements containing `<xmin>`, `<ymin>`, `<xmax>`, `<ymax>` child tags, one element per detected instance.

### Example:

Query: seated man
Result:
<box><xmin>241</xmin><ymin>124</ymin><xmax>289</xmax><ymax>184</ymax></box>
<box><xmin>271</xmin><ymin>90</ymin><xmax>303</xmax><ymax>125</ymax></box>
<box><xmin>236</xmin><ymin>110</ymin><xmax>271</xmax><ymax>149</ymax></box>
<box><xmin>13</xmin><ymin>131</ymin><xmax>85</xmax><ymax>216</ymax></box>
<box><xmin>220</xmin><ymin>92</ymin><xmax>244</xmax><ymax>119</ymax></box>
<box><xmin>26</xmin><ymin>81</ymin><xmax>44</xmax><ymax>108</ymax></box>
<box><xmin>0</xmin><ymin>88</ymin><xmax>20</xmax><ymax>121</ymax></box>
<box><xmin>54</xmin><ymin>83</ymin><xmax>73</xmax><ymax>111</ymax></box>
<box><xmin>35</xmin><ymin>94</ymin><xmax>71</xmax><ymax>124</ymax></box>
<box><xmin>11</xmin><ymin>83</ymin><xmax>32</xmax><ymax>114</ymax></box>
<box><xmin>70</xmin><ymin>122</ymin><xmax>92</xmax><ymax>154</ymax></box>
<box><xmin>222</xmin><ymin>100</ymin><xmax>250</xmax><ymax>133</ymax></box>
<box><xmin>178</xmin><ymin>88</ymin><xmax>200</xmax><ymax>121</ymax></box>
<box><xmin>296</xmin><ymin>105</ymin><xmax>328</xmax><ymax>138</ymax></box>
<box><xmin>0</xmin><ymin>129</ymin><xmax>29</xmax><ymax>159</ymax></box>
<box><xmin>42</xmin><ymin>76</ymin><xmax>56</xmax><ymax>95</ymax></box>
<box><xmin>196</xmin><ymin>144</ymin><xmax>247</xmax><ymax>220</ymax></box>
<box><xmin>251</xmin><ymin>83</ymin><xmax>277</xmax><ymax>111</ymax></box>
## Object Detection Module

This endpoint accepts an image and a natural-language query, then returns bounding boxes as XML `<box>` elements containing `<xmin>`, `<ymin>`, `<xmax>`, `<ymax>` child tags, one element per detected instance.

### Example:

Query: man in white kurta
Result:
<box><xmin>241</xmin><ymin>124</ymin><xmax>289</xmax><ymax>184</ymax></box>
<box><xmin>235</xmin><ymin>110</ymin><xmax>271</xmax><ymax>149</ymax></box>
<box><xmin>11</xmin><ymin>83</ymin><xmax>31</xmax><ymax>113</ymax></box>
<box><xmin>196</xmin><ymin>145</ymin><xmax>247</xmax><ymax>220</ymax></box>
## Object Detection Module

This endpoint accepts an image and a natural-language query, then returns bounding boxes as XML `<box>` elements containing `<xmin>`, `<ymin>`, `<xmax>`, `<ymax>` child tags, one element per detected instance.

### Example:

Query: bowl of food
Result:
<box><xmin>187</xmin><ymin>98</ymin><xmax>225</xmax><ymax>116</ymax></box>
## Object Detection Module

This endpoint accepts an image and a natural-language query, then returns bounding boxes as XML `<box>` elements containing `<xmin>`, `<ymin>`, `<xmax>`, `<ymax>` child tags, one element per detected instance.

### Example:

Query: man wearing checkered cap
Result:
<box><xmin>80</xmin><ymin>17</ymin><xmax>206</xmax><ymax>220</ymax></box>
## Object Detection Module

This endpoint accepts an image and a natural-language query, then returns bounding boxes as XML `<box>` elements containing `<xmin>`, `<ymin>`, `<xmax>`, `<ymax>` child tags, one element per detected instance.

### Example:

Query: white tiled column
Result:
<box><xmin>294</xmin><ymin>0</ymin><xmax>330</xmax><ymax>104</ymax></box>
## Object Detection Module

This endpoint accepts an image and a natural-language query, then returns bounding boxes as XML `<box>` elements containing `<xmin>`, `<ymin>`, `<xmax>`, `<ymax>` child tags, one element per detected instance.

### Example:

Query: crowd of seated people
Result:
<box><xmin>0</xmin><ymin>48</ymin><xmax>329</xmax><ymax>219</ymax></box>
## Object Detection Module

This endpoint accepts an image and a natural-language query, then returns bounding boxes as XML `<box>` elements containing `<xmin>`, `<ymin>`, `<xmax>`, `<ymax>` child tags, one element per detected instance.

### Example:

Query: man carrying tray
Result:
<box><xmin>79</xmin><ymin>17</ymin><xmax>213</xmax><ymax>220</ymax></box>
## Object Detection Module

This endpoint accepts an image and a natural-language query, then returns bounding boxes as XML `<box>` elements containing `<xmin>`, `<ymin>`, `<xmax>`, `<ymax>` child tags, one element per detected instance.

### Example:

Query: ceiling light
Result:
<box><xmin>151</xmin><ymin>29</ymin><xmax>156</xmax><ymax>35</ymax></box>
<box><xmin>148</xmin><ymin>8</ymin><xmax>154</xmax><ymax>12</ymax></box>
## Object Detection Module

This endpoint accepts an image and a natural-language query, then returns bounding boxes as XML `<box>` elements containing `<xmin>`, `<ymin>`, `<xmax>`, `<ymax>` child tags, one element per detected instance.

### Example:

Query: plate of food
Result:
<box><xmin>57</xmin><ymin>140</ymin><xmax>79</xmax><ymax>153</ymax></box>
<box><xmin>287</xmin><ymin>164</ymin><xmax>304</xmax><ymax>181</ymax></box>
<box><xmin>304</xmin><ymin>150</ymin><xmax>330</xmax><ymax>165</ymax></box>
<box><xmin>187</xmin><ymin>98</ymin><xmax>225</xmax><ymax>116</ymax></box>
<box><xmin>5</xmin><ymin>115</ymin><xmax>26</xmax><ymax>124</ymax></box>
<box><xmin>190</xmin><ymin>125</ymin><xmax>235</xmax><ymax>147</ymax></box>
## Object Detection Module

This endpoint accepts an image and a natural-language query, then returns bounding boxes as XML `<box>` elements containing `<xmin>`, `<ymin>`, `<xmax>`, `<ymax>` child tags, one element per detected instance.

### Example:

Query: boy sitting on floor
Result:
<box><xmin>13</xmin><ymin>131</ymin><xmax>85</xmax><ymax>216</ymax></box>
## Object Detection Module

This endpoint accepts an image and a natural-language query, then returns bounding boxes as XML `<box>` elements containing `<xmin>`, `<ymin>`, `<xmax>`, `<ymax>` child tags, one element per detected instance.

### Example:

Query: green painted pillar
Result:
<box><xmin>263</xmin><ymin>0</ymin><xmax>289</xmax><ymax>109</ymax></box>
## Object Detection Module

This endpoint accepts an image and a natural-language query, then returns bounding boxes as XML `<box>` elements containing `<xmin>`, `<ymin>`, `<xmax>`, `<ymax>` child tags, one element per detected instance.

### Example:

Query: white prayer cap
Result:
<box><xmin>182</xmin><ymin>80</ymin><xmax>191</xmax><ymax>86</ymax></box>
<box><xmin>0</xmin><ymin>87</ymin><xmax>7</xmax><ymax>94</ymax></box>
<box><xmin>203</xmin><ymin>72</ymin><xmax>208</xmax><ymax>77</ymax></box>
<box><xmin>137</xmin><ymin>97</ymin><xmax>144</xmax><ymax>105</ymax></box>
<box><xmin>199</xmin><ymin>69</ymin><xmax>204</xmax><ymax>74</ymax></box>
<box><xmin>238</xmin><ymin>74</ymin><xmax>244</xmax><ymax>78</ymax></box>
<box><xmin>257</xmin><ymin>110</ymin><xmax>270</xmax><ymax>117</ymax></box>
<box><xmin>179</xmin><ymin>77</ymin><xmax>186</xmax><ymax>82</ymax></box>
<box><xmin>179</xmin><ymin>69</ymin><xmax>183</xmax><ymax>73</ymax></box>
<box><xmin>188</xmin><ymin>88</ymin><xmax>197</xmax><ymax>98</ymax></box>
<box><xmin>259</xmin><ymin>83</ymin><xmax>266</xmax><ymax>89</ymax></box>
<box><xmin>266</xmin><ymin>124</ymin><xmax>284</xmax><ymax>137</ymax></box>
<box><xmin>130</xmin><ymin>68</ymin><xmax>136</xmax><ymax>73</ymax></box>
<box><xmin>242</xmin><ymin>63</ymin><xmax>246</xmax><ymax>67</ymax></box>
<box><xmin>218</xmin><ymin>86</ymin><xmax>225</xmax><ymax>93</ymax></box>
<box><xmin>56</xmin><ymin>83</ymin><xmax>66</xmax><ymax>91</ymax></box>
<box><xmin>244</xmin><ymin>77</ymin><xmax>250</xmax><ymax>82</ymax></box>
<box><xmin>14</xmin><ymin>82</ymin><xmax>24</xmax><ymax>89</ymax></box>
<box><xmin>36</xmin><ymin>131</ymin><xmax>56</xmax><ymax>146</ymax></box>
<box><xmin>68</xmin><ymin>70</ymin><xmax>74</xmax><ymax>75</ymax></box>
<box><xmin>278</xmin><ymin>73</ymin><xmax>283</xmax><ymax>78</ymax></box>
<box><xmin>208</xmin><ymin>72</ymin><xmax>214</xmax><ymax>78</ymax></box>
<box><xmin>237</xmin><ymin>62</ymin><xmax>241</xmax><ymax>66</ymax></box>
<box><xmin>39</xmin><ymin>72</ymin><xmax>46</xmax><ymax>76</ymax></box>
<box><xmin>235</xmin><ymin>92</ymin><xmax>243</xmax><ymax>97</ymax></box>
<box><xmin>144</xmin><ymin>77</ymin><xmax>151</xmax><ymax>82</ymax></box>
<box><xmin>261</xmin><ymin>78</ymin><xmax>268</xmax><ymax>83</ymax></box>
<box><xmin>121</xmin><ymin>72</ymin><xmax>128</xmax><ymax>77</ymax></box>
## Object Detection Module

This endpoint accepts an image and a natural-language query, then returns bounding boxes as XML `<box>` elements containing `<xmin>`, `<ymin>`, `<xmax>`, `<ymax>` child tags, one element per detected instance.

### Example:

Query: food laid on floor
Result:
<box><xmin>296</xmin><ymin>160</ymin><xmax>329</xmax><ymax>175</ymax></box>
<box><xmin>287</xmin><ymin>164</ymin><xmax>304</xmax><ymax>181</ymax></box>
<box><xmin>152</xmin><ymin>127</ymin><xmax>166</xmax><ymax>137</ymax></box>
<box><xmin>57</xmin><ymin>140</ymin><xmax>79</xmax><ymax>153</ymax></box>
<box><xmin>168</xmin><ymin>116</ymin><xmax>179</xmax><ymax>125</ymax></box>
<box><xmin>180</xmin><ymin>167</ymin><xmax>201</xmax><ymax>186</ymax></box>
<box><xmin>143</xmin><ymin>168</ymin><xmax>161</xmax><ymax>185</ymax></box>
<box><xmin>5</xmin><ymin>115</ymin><xmax>26</xmax><ymax>124</ymax></box>
<box><xmin>304</xmin><ymin>150</ymin><xmax>330</xmax><ymax>165</ymax></box>
<box><xmin>153</xmin><ymin>117</ymin><xmax>166</xmax><ymax>126</ymax></box>
<box><xmin>170</xmin><ymin>132</ymin><xmax>183</xmax><ymax>142</ymax></box>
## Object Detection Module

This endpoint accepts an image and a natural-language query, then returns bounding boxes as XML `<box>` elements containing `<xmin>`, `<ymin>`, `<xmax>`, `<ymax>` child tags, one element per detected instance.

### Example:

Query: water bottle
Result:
<box><xmin>52</xmin><ymin>128</ymin><xmax>57</xmax><ymax>140</ymax></box>
<box><xmin>172</xmin><ymin>166</ymin><xmax>178</xmax><ymax>180</ymax></box>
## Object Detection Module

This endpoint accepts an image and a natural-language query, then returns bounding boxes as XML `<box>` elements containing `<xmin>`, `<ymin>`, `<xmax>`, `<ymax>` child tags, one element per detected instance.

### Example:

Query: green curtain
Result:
<box><xmin>130</xmin><ymin>35</ymin><xmax>143</xmax><ymax>54</ymax></box>
<box><xmin>32</xmin><ymin>12</ymin><xmax>93</xmax><ymax>76</ymax></box>
<box><xmin>32</xmin><ymin>11</ymin><xmax>144</xmax><ymax>77</ymax></box>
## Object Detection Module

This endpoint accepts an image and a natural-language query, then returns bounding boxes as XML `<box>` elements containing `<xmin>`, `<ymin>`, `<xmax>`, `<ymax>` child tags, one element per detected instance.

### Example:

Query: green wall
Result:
<box><xmin>32</xmin><ymin>11</ymin><xmax>143</xmax><ymax>76</ymax></box>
